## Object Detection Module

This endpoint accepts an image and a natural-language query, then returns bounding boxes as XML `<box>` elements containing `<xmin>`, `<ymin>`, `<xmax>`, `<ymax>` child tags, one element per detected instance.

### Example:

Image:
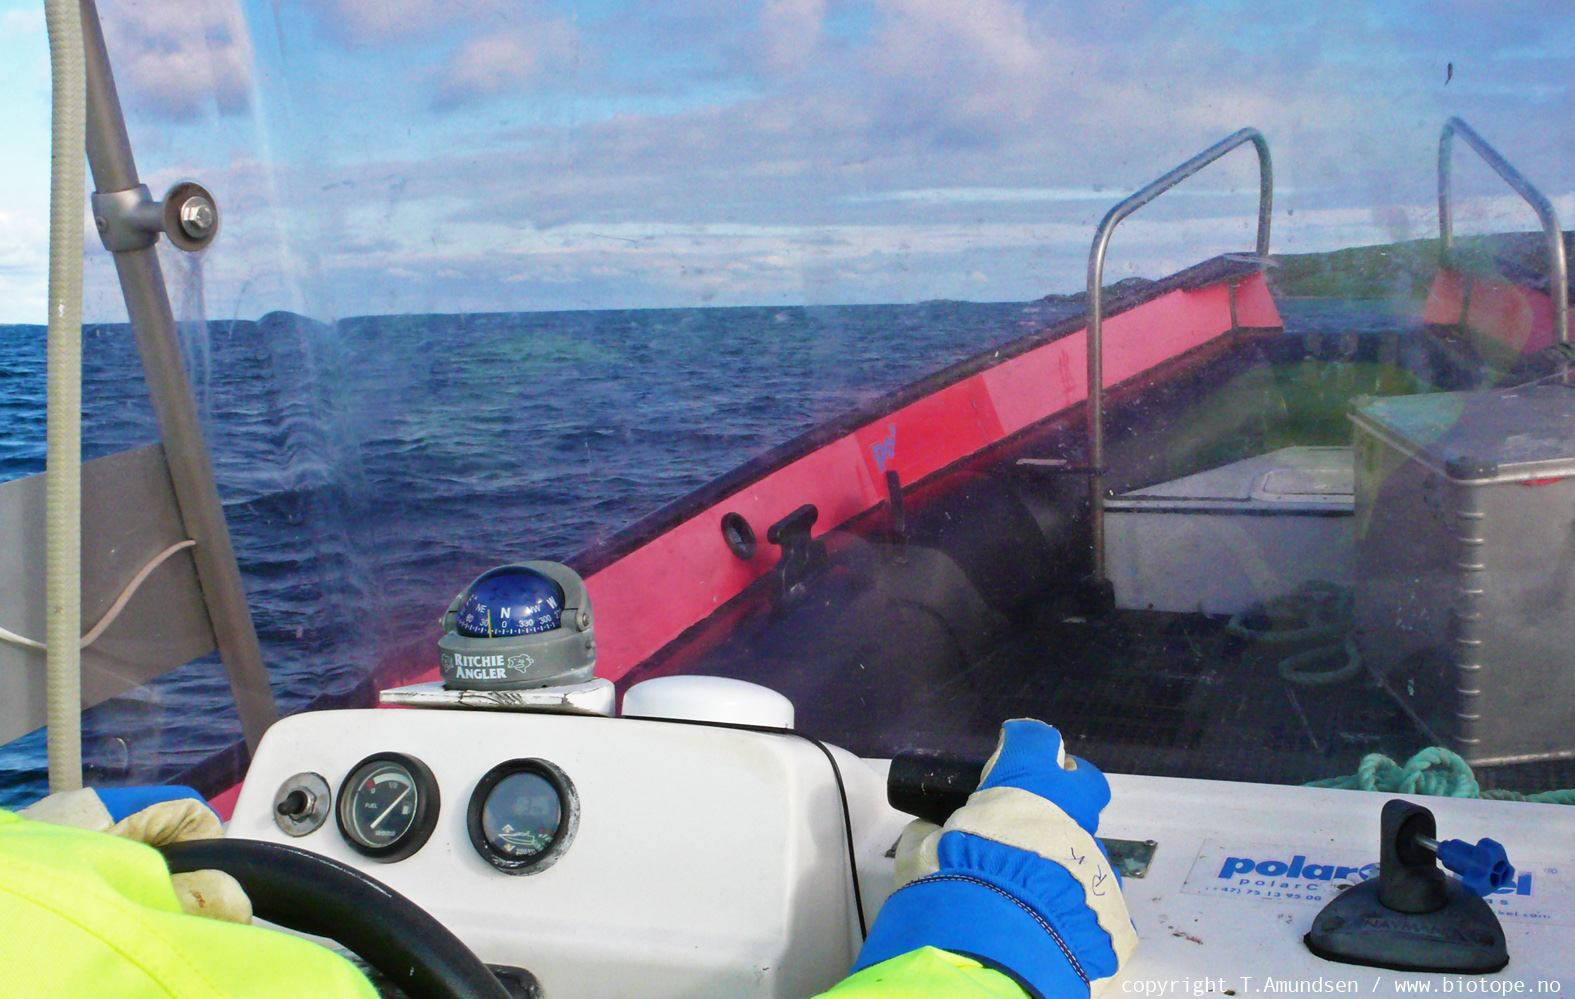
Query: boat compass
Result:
<box><xmin>379</xmin><ymin>561</ymin><xmax>614</xmax><ymax>715</ymax></box>
<box><xmin>437</xmin><ymin>562</ymin><xmax>597</xmax><ymax>691</ymax></box>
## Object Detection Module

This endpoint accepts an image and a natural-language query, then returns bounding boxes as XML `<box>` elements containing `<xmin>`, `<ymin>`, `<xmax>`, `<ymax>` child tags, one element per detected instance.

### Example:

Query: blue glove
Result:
<box><xmin>855</xmin><ymin>720</ymin><xmax>1137</xmax><ymax>998</ymax></box>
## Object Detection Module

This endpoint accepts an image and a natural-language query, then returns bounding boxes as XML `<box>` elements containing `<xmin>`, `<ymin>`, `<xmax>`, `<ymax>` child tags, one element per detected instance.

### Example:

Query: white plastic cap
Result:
<box><xmin>621</xmin><ymin>676</ymin><xmax>795</xmax><ymax>729</ymax></box>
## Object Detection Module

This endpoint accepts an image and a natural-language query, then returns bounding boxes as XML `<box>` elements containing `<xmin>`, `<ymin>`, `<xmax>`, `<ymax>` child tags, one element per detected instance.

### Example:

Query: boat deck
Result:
<box><xmin>681</xmin><ymin>597</ymin><xmax>1575</xmax><ymax>795</ymax></box>
<box><xmin>956</xmin><ymin>605</ymin><xmax>1424</xmax><ymax>785</ymax></box>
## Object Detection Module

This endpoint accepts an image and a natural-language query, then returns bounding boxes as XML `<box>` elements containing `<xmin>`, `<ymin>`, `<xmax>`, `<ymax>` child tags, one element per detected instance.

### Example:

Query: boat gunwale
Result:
<box><xmin>568</xmin><ymin>253</ymin><xmax>1269</xmax><ymax>579</ymax></box>
<box><xmin>611</xmin><ymin>321</ymin><xmax>1274</xmax><ymax>696</ymax></box>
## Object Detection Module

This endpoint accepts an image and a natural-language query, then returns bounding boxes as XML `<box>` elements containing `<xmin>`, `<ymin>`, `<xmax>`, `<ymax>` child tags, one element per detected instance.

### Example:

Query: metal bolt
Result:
<box><xmin>95</xmin><ymin>216</ymin><xmax>109</xmax><ymax>232</ymax></box>
<box><xmin>179</xmin><ymin>197</ymin><xmax>216</xmax><ymax>238</ymax></box>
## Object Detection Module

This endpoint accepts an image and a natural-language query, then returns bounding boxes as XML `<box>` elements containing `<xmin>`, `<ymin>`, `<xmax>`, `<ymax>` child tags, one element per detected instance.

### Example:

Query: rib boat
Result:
<box><xmin>4</xmin><ymin>2</ymin><xmax>1575</xmax><ymax>994</ymax></box>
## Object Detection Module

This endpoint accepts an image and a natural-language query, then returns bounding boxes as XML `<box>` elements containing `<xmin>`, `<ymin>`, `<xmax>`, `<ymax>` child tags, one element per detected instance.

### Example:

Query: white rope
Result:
<box><xmin>0</xmin><ymin>626</ymin><xmax>45</xmax><ymax>652</ymax></box>
<box><xmin>0</xmin><ymin>540</ymin><xmax>198</xmax><ymax>652</ymax></box>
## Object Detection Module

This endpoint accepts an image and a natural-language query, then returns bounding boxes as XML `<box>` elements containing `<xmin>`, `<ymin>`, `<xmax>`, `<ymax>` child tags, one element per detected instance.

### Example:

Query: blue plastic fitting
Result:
<box><xmin>1436</xmin><ymin>837</ymin><xmax>1514</xmax><ymax>897</ymax></box>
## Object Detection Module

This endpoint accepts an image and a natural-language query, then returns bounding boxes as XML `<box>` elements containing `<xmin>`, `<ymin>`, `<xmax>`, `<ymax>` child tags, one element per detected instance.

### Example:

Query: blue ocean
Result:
<box><xmin>0</xmin><ymin>297</ymin><xmax>1397</xmax><ymax>806</ymax></box>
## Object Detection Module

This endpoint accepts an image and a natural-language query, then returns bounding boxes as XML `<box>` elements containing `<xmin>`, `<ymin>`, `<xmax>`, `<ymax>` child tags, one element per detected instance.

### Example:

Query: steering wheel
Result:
<box><xmin>160</xmin><ymin>838</ymin><xmax>518</xmax><ymax>999</ymax></box>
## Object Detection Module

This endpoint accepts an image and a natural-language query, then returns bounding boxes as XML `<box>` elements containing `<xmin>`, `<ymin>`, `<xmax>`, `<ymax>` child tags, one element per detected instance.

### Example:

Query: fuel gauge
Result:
<box><xmin>336</xmin><ymin>752</ymin><xmax>440</xmax><ymax>862</ymax></box>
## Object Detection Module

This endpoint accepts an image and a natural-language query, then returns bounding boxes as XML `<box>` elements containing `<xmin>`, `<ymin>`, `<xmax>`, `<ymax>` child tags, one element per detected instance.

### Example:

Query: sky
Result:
<box><xmin>2</xmin><ymin>0</ymin><xmax>1575</xmax><ymax>323</ymax></box>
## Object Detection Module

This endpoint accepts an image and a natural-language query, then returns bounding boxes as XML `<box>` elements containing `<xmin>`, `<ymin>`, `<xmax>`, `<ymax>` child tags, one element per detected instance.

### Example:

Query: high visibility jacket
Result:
<box><xmin>0</xmin><ymin>809</ymin><xmax>377</xmax><ymax>998</ymax></box>
<box><xmin>1</xmin><ymin>804</ymin><xmax>1027</xmax><ymax>999</ymax></box>
<box><xmin>820</xmin><ymin>947</ymin><xmax>1027</xmax><ymax>998</ymax></box>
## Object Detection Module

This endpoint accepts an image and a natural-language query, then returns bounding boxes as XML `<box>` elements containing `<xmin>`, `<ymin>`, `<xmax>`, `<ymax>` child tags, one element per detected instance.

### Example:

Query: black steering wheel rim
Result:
<box><xmin>160</xmin><ymin>838</ymin><xmax>513</xmax><ymax>999</ymax></box>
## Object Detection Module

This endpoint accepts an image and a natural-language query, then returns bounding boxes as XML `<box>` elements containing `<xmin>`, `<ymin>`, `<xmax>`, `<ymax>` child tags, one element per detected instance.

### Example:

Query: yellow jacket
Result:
<box><xmin>0</xmin><ymin>803</ymin><xmax>1023</xmax><ymax>999</ymax></box>
<box><xmin>0</xmin><ymin>809</ymin><xmax>376</xmax><ymax>998</ymax></box>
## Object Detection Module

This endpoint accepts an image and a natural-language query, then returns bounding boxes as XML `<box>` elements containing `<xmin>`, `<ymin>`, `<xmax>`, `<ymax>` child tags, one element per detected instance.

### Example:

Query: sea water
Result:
<box><xmin>0</xmin><ymin>297</ymin><xmax>1398</xmax><ymax>806</ymax></box>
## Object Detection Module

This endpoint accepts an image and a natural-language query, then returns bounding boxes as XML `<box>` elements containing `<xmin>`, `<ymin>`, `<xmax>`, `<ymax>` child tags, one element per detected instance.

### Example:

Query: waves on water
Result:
<box><xmin>0</xmin><ymin>297</ymin><xmax>1402</xmax><ymax>805</ymax></box>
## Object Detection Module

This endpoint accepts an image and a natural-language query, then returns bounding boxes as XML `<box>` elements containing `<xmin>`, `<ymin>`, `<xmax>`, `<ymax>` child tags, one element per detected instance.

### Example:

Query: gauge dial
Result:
<box><xmin>468</xmin><ymin>759</ymin><xmax>578</xmax><ymax>875</ymax></box>
<box><xmin>336</xmin><ymin>753</ymin><xmax>440</xmax><ymax>862</ymax></box>
<box><xmin>482</xmin><ymin>772</ymin><xmax>559</xmax><ymax>858</ymax></box>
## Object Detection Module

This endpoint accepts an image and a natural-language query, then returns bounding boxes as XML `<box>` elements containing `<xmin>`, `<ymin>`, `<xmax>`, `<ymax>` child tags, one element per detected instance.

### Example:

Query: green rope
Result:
<box><xmin>1228</xmin><ymin>581</ymin><xmax>1361</xmax><ymax>685</ymax></box>
<box><xmin>1307</xmin><ymin>746</ymin><xmax>1575</xmax><ymax>805</ymax></box>
<box><xmin>1226</xmin><ymin>580</ymin><xmax>1352</xmax><ymax>647</ymax></box>
<box><xmin>1231</xmin><ymin>583</ymin><xmax>1575</xmax><ymax>803</ymax></box>
<box><xmin>1275</xmin><ymin>633</ymin><xmax>1363</xmax><ymax>686</ymax></box>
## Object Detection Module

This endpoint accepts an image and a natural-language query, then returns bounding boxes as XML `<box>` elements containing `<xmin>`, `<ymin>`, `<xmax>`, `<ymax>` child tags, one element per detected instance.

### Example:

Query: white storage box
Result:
<box><xmin>1105</xmin><ymin>446</ymin><xmax>1354</xmax><ymax>614</ymax></box>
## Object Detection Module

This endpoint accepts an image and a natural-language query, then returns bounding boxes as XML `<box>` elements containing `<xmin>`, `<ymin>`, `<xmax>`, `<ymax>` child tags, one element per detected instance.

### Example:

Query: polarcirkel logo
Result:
<box><xmin>1218</xmin><ymin>852</ymin><xmax>1534</xmax><ymax>897</ymax></box>
<box><xmin>1220</xmin><ymin>854</ymin><xmax>1378</xmax><ymax>885</ymax></box>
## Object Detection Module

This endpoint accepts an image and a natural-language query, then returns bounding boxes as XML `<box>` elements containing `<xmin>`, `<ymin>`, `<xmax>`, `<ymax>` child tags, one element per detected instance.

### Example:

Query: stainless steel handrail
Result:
<box><xmin>1438</xmin><ymin>116</ymin><xmax>1568</xmax><ymax>345</ymax></box>
<box><xmin>1084</xmin><ymin>127</ymin><xmax>1272</xmax><ymax>587</ymax></box>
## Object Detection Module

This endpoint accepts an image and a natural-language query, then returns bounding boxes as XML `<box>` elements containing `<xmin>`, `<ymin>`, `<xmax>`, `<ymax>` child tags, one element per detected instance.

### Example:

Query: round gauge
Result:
<box><xmin>336</xmin><ymin>752</ymin><xmax>440</xmax><ymax>862</ymax></box>
<box><xmin>467</xmin><ymin>758</ymin><xmax>578</xmax><ymax>875</ymax></box>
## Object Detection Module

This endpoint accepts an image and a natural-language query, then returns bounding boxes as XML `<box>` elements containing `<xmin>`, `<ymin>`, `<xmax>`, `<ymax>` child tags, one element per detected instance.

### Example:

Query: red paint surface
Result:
<box><xmin>1233</xmin><ymin>273</ymin><xmax>1282</xmax><ymax>327</ymax></box>
<box><xmin>208</xmin><ymin>782</ymin><xmax>242</xmax><ymax>822</ymax></box>
<box><xmin>588</xmin><ymin>274</ymin><xmax>1270</xmax><ymax>682</ymax></box>
<box><xmin>1468</xmin><ymin>279</ymin><xmax>1557</xmax><ymax>353</ymax></box>
<box><xmin>587</xmin><ymin>433</ymin><xmax>880</xmax><ymax>678</ymax></box>
<box><xmin>854</xmin><ymin>377</ymin><xmax>1005</xmax><ymax>487</ymax></box>
<box><xmin>1422</xmin><ymin>269</ymin><xmax>1467</xmax><ymax>326</ymax></box>
<box><xmin>1423</xmin><ymin>268</ymin><xmax>1557</xmax><ymax>353</ymax></box>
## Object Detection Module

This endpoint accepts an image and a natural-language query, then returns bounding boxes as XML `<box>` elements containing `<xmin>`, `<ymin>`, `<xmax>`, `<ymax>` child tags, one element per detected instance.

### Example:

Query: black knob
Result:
<box><xmin>276</xmin><ymin>789</ymin><xmax>313</xmax><ymax>817</ymax></box>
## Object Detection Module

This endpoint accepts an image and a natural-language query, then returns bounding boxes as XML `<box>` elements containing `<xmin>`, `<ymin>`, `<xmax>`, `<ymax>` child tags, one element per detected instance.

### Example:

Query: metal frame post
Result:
<box><xmin>80</xmin><ymin>0</ymin><xmax>277</xmax><ymax>750</ymax></box>
<box><xmin>1084</xmin><ymin>127</ymin><xmax>1273</xmax><ymax>586</ymax></box>
<box><xmin>1438</xmin><ymin>116</ymin><xmax>1568</xmax><ymax>345</ymax></box>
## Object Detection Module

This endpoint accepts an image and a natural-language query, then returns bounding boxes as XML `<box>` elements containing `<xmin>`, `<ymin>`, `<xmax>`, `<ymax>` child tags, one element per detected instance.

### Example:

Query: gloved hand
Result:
<box><xmin>20</xmin><ymin>786</ymin><xmax>252</xmax><ymax>924</ymax></box>
<box><xmin>854</xmin><ymin>720</ymin><xmax>1137</xmax><ymax>997</ymax></box>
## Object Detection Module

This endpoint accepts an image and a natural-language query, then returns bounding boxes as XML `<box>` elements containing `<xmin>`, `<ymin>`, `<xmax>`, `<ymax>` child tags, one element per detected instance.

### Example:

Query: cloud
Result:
<box><xmin>0</xmin><ymin>204</ymin><xmax>49</xmax><ymax>323</ymax></box>
<box><xmin>307</xmin><ymin>0</ymin><xmax>509</xmax><ymax>47</ymax></box>
<box><xmin>304</xmin><ymin>0</ymin><xmax>585</xmax><ymax>108</ymax></box>
<box><xmin>757</xmin><ymin>0</ymin><xmax>827</xmax><ymax>73</ymax></box>
<box><xmin>431</xmin><ymin>18</ymin><xmax>582</xmax><ymax>109</ymax></box>
<box><xmin>100</xmin><ymin>0</ymin><xmax>253</xmax><ymax>120</ymax></box>
<box><xmin>46</xmin><ymin>0</ymin><xmax>1575</xmax><ymax>321</ymax></box>
<box><xmin>1</xmin><ymin>7</ymin><xmax>45</xmax><ymax>37</ymax></box>
<box><xmin>849</xmin><ymin>187</ymin><xmax>1274</xmax><ymax>205</ymax></box>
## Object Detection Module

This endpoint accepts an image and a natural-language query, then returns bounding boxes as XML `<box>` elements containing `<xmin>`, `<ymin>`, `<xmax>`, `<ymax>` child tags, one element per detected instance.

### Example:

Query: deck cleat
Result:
<box><xmin>1304</xmin><ymin>799</ymin><xmax>1510</xmax><ymax>974</ymax></box>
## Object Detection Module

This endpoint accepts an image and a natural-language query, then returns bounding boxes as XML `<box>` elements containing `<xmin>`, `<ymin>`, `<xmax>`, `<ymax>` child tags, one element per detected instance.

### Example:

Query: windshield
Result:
<box><xmin>3</xmin><ymin>1</ymin><xmax>1575</xmax><ymax>807</ymax></box>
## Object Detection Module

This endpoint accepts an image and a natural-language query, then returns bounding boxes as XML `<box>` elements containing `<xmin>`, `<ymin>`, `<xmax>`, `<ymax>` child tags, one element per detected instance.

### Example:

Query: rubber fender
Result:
<box><xmin>902</xmin><ymin>472</ymin><xmax>1069</xmax><ymax>614</ymax></box>
<box><xmin>702</xmin><ymin>535</ymin><xmax>998</xmax><ymax>756</ymax></box>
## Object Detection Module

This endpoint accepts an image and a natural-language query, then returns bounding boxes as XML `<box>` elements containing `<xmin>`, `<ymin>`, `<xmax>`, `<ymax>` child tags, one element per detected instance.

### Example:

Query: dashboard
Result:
<box><xmin>230</xmin><ymin>705</ymin><xmax>1575</xmax><ymax>996</ymax></box>
<box><xmin>230</xmin><ymin>707</ymin><xmax>904</xmax><ymax>998</ymax></box>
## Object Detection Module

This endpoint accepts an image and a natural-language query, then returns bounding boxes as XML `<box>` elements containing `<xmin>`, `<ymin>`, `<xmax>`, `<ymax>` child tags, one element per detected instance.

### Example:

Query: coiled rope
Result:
<box><xmin>1226</xmin><ymin>580</ymin><xmax>1362</xmax><ymax>686</ymax></box>
<box><xmin>1230</xmin><ymin>583</ymin><xmax>1575</xmax><ymax>804</ymax></box>
<box><xmin>1307</xmin><ymin>746</ymin><xmax>1575</xmax><ymax>805</ymax></box>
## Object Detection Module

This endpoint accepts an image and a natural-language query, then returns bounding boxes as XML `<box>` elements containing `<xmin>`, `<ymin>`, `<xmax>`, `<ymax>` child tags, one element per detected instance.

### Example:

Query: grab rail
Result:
<box><xmin>1084</xmin><ymin>127</ymin><xmax>1272</xmax><ymax>587</ymax></box>
<box><xmin>1438</xmin><ymin>116</ymin><xmax>1568</xmax><ymax>345</ymax></box>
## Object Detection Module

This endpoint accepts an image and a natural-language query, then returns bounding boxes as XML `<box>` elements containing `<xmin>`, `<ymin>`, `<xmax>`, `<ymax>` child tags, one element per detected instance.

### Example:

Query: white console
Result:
<box><xmin>231</xmin><ymin>708</ymin><xmax>908</xmax><ymax>998</ymax></box>
<box><xmin>231</xmin><ymin>707</ymin><xmax>1575</xmax><ymax>995</ymax></box>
